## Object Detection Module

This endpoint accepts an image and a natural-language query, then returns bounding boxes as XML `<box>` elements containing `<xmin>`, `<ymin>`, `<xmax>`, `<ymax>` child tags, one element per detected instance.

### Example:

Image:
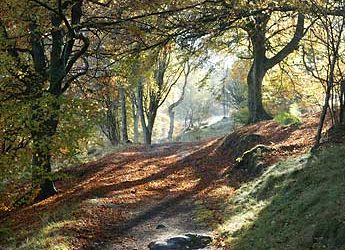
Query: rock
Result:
<box><xmin>166</xmin><ymin>235</ymin><xmax>191</xmax><ymax>246</ymax></box>
<box><xmin>87</xmin><ymin>147</ymin><xmax>97</xmax><ymax>155</ymax></box>
<box><xmin>148</xmin><ymin>233</ymin><xmax>212</xmax><ymax>250</ymax></box>
<box><xmin>228</xmin><ymin>144</ymin><xmax>272</xmax><ymax>183</ymax></box>
<box><xmin>148</xmin><ymin>241</ymin><xmax>171</xmax><ymax>250</ymax></box>
<box><xmin>185</xmin><ymin>233</ymin><xmax>212</xmax><ymax>249</ymax></box>
<box><xmin>156</xmin><ymin>224</ymin><xmax>167</xmax><ymax>229</ymax></box>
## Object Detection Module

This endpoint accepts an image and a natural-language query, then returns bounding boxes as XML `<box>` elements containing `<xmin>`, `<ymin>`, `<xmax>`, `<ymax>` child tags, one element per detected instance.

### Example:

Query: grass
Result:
<box><xmin>177</xmin><ymin>117</ymin><xmax>234</xmax><ymax>142</ymax></box>
<box><xmin>1</xmin><ymin>204</ymin><xmax>79</xmax><ymax>250</ymax></box>
<box><xmin>274</xmin><ymin>112</ymin><xmax>302</xmax><ymax>126</ymax></box>
<box><xmin>195</xmin><ymin>144</ymin><xmax>345</xmax><ymax>249</ymax></box>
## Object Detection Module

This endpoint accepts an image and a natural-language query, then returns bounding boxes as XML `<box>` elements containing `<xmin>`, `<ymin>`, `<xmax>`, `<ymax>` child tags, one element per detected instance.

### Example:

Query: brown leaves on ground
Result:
<box><xmin>0</xmin><ymin>114</ymin><xmax>324</xmax><ymax>249</ymax></box>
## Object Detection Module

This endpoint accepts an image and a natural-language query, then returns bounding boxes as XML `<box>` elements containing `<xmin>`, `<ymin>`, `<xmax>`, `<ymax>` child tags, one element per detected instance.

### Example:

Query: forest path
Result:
<box><xmin>1</xmin><ymin>116</ymin><xmax>321</xmax><ymax>249</ymax></box>
<box><xmin>57</xmin><ymin>139</ymin><xmax>229</xmax><ymax>249</ymax></box>
<box><xmin>74</xmin><ymin>139</ymin><xmax>229</xmax><ymax>249</ymax></box>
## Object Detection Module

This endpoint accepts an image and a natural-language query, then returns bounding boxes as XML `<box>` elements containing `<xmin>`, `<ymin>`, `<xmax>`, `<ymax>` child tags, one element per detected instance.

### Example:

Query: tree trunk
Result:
<box><xmin>340</xmin><ymin>81</ymin><xmax>345</xmax><ymax>125</ymax></box>
<box><xmin>27</xmin><ymin>1</ymin><xmax>88</xmax><ymax>201</ymax></box>
<box><xmin>245</xmin><ymin>13</ymin><xmax>304</xmax><ymax>123</ymax></box>
<box><xmin>167</xmin><ymin>110</ymin><xmax>175</xmax><ymax>141</ymax></box>
<box><xmin>31</xmin><ymin>98</ymin><xmax>60</xmax><ymax>201</ymax></box>
<box><xmin>137</xmin><ymin>79</ymin><xmax>152</xmax><ymax>144</ymax></box>
<box><xmin>315</xmin><ymin>52</ymin><xmax>337</xmax><ymax>147</ymax></box>
<box><xmin>146</xmin><ymin>108</ymin><xmax>157</xmax><ymax>145</ymax></box>
<box><xmin>168</xmin><ymin>62</ymin><xmax>190</xmax><ymax>140</ymax></box>
<box><xmin>246</xmin><ymin>15</ymin><xmax>272</xmax><ymax>123</ymax></box>
<box><xmin>315</xmin><ymin>87</ymin><xmax>331</xmax><ymax>148</ymax></box>
<box><xmin>131</xmin><ymin>96</ymin><xmax>139</xmax><ymax>143</ymax></box>
<box><xmin>247</xmin><ymin>61</ymin><xmax>272</xmax><ymax>123</ymax></box>
<box><xmin>101</xmin><ymin>100</ymin><xmax>120</xmax><ymax>146</ymax></box>
<box><xmin>120</xmin><ymin>87</ymin><xmax>129</xmax><ymax>143</ymax></box>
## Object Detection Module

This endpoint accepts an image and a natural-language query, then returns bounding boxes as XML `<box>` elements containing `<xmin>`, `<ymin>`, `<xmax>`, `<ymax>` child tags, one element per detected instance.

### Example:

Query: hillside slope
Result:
<box><xmin>1</xmin><ymin>114</ymin><xmax>343</xmax><ymax>250</ymax></box>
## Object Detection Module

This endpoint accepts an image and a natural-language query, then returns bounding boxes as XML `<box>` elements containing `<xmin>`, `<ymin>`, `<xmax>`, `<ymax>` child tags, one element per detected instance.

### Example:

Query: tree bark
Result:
<box><xmin>167</xmin><ymin>110</ymin><xmax>176</xmax><ymax>141</ymax></box>
<box><xmin>245</xmin><ymin>13</ymin><xmax>304</xmax><ymax>123</ymax></box>
<box><xmin>101</xmin><ymin>100</ymin><xmax>120</xmax><ymax>146</ymax></box>
<box><xmin>167</xmin><ymin>63</ymin><xmax>189</xmax><ymax>141</ymax></box>
<box><xmin>120</xmin><ymin>87</ymin><xmax>129</xmax><ymax>143</ymax></box>
<box><xmin>137</xmin><ymin>78</ymin><xmax>152</xmax><ymax>144</ymax></box>
<box><xmin>315</xmin><ymin>53</ymin><xmax>337</xmax><ymax>147</ymax></box>
<box><xmin>31</xmin><ymin>98</ymin><xmax>60</xmax><ymax>201</ymax></box>
<box><xmin>131</xmin><ymin>95</ymin><xmax>139</xmax><ymax>143</ymax></box>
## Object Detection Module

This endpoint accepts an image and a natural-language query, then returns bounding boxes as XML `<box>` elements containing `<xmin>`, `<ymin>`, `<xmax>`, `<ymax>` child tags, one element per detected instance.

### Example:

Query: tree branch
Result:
<box><xmin>265</xmin><ymin>13</ymin><xmax>305</xmax><ymax>70</ymax></box>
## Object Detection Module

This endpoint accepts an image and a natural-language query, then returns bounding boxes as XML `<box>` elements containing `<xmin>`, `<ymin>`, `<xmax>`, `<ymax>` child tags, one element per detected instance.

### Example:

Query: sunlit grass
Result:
<box><xmin>195</xmin><ymin>145</ymin><xmax>345</xmax><ymax>249</ymax></box>
<box><xmin>2</xmin><ymin>204</ymin><xmax>79</xmax><ymax>250</ymax></box>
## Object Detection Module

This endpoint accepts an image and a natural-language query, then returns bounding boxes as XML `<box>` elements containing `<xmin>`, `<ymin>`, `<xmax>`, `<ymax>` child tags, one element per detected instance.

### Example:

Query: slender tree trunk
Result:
<box><xmin>167</xmin><ymin>110</ymin><xmax>175</xmax><ymax>141</ymax></box>
<box><xmin>340</xmin><ymin>81</ymin><xmax>345</xmax><ymax>124</ymax></box>
<box><xmin>131</xmin><ymin>96</ymin><xmax>139</xmax><ymax>143</ymax></box>
<box><xmin>167</xmin><ymin>65</ymin><xmax>188</xmax><ymax>141</ymax></box>
<box><xmin>137</xmin><ymin>79</ymin><xmax>151</xmax><ymax>144</ymax></box>
<box><xmin>315</xmin><ymin>53</ymin><xmax>337</xmax><ymax>147</ymax></box>
<box><xmin>315</xmin><ymin>88</ymin><xmax>331</xmax><ymax>147</ymax></box>
<box><xmin>120</xmin><ymin>87</ymin><xmax>129</xmax><ymax>143</ymax></box>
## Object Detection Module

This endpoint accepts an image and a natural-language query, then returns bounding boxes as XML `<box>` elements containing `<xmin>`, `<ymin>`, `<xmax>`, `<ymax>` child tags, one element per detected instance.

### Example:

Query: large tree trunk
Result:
<box><xmin>25</xmin><ymin>1</ymin><xmax>88</xmax><ymax>202</ymax></box>
<box><xmin>31</xmin><ymin>98</ymin><xmax>60</xmax><ymax>201</ymax></box>
<box><xmin>120</xmin><ymin>87</ymin><xmax>129</xmax><ymax>143</ymax></box>
<box><xmin>245</xmin><ymin>13</ymin><xmax>304</xmax><ymax>123</ymax></box>
<box><xmin>247</xmin><ymin>58</ymin><xmax>272</xmax><ymax>123</ymax></box>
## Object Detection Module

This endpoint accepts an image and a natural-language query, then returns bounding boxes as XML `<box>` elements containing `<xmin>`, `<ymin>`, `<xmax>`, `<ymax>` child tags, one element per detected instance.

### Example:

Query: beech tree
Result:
<box><xmin>243</xmin><ymin>12</ymin><xmax>305</xmax><ymax>122</ymax></box>
<box><xmin>136</xmin><ymin>44</ymin><xmax>184</xmax><ymax>144</ymax></box>
<box><xmin>167</xmin><ymin>61</ymin><xmax>190</xmax><ymax>141</ymax></box>
<box><xmin>0</xmin><ymin>0</ymin><xmax>92</xmax><ymax>200</ymax></box>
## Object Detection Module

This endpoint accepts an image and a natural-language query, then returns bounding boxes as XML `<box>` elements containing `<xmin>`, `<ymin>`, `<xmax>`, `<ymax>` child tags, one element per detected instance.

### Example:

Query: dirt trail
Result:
<box><xmin>86</xmin><ymin>139</ymin><xmax>228</xmax><ymax>250</ymax></box>
<box><xmin>1</xmin><ymin>116</ymin><xmax>322</xmax><ymax>250</ymax></box>
<box><xmin>2</xmin><ymin>139</ymin><xmax>229</xmax><ymax>250</ymax></box>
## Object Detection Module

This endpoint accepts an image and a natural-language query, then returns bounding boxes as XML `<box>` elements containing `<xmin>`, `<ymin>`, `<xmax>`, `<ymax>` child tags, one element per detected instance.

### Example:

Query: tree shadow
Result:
<box><xmin>1</xmin><ymin>138</ymin><xmax>229</xmax><ymax>249</ymax></box>
<box><xmin>225</xmin><ymin>151</ymin><xmax>345</xmax><ymax>250</ymax></box>
<box><xmin>72</xmin><ymin>138</ymin><xmax>229</xmax><ymax>249</ymax></box>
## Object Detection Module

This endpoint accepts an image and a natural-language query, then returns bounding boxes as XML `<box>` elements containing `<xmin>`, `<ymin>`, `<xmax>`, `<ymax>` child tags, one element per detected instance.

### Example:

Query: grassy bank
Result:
<box><xmin>196</xmin><ymin>144</ymin><xmax>345</xmax><ymax>249</ymax></box>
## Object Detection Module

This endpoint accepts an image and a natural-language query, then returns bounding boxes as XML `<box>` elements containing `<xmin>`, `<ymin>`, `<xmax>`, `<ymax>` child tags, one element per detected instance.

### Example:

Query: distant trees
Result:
<box><xmin>3</xmin><ymin>0</ymin><xmax>345</xmax><ymax>203</ymax></box>
<box><xmin>167</xmin><ymin>61</ymin><xmax>190</xmax><ymax>141</ymax></box>
<box><xmin>135</xmin><ymin>44</ymin><xmax>185</xmax><ymax>144</ymax></box>
<box><xmin>303</xmin><ymin>1</ymin><xmax>345</xmax><ymax>146</ymax></box>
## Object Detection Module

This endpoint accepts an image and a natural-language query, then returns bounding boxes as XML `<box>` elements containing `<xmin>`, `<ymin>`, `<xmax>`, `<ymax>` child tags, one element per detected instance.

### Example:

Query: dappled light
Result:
<box><xmin>1</xmin><ymin>1</ymin><xmax>345</xmax><ymax>249</ymax></box>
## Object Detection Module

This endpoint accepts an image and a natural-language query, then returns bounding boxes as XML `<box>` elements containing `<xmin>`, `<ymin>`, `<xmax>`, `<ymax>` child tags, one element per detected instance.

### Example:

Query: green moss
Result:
<box><xmin>233</xmin><ymin>107</ymin><xmax>250</xmax><ymax>125</ymax></box>
<box><xmin>274</xmin><ymin>112</ymin><xmax>301</xmax><ymax>126</ymax></box>
<box><xmin>196</xmin><ymin>145</ymin><xmax>345</xmax><ymax>249</ymax></box>
<box><xmin>225</xmin><ymin>145</ymin><xmax>345</xmax><ymax>249</ymax></box>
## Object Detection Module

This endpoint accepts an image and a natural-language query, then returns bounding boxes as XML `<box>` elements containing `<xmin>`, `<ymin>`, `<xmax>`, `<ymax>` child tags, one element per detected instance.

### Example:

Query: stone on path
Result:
<box><xmin>148</xmin><ymin>233</ymin><xmax>212</xmax><ymax>250</ymax></box>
